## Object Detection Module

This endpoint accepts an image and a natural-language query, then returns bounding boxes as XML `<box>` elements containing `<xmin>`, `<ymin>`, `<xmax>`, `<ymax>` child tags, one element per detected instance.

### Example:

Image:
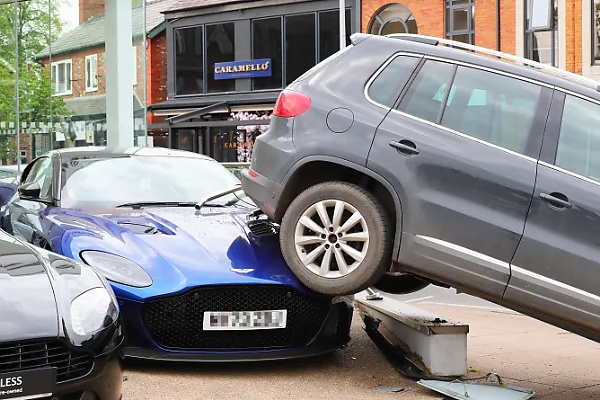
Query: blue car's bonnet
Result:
<box><xmin>44</xmin><ymin>205</ymin><xmax>306</xmax><ymax>301</ymax></box>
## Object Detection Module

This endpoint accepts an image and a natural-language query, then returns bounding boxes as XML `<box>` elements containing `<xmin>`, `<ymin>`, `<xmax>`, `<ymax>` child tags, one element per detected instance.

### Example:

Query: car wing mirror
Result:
<box><xmin>18</xmin><ymin>182</ymin><xmax>41</xmax><ymax>201</ymax></box>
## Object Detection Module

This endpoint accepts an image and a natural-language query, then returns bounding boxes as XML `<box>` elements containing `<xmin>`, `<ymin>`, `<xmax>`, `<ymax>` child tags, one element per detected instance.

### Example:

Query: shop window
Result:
<box><xmin>369</xmin><ymin>4</ymin><xmax>418</xmax><ymax>36</ymax></box>
<box><xmin>593</xmin><ymin>0</ymin><xmax>600</xmax><ymax>64</ymax></box>
<box><xmin>525</xmin><ymin>0</ymin><xmax>558</xmax><ymax>67</ymax></box>
<box><xmin>285</xmin><ymin>14</ymin><xmax>316</xmax><ymax>85</ymax></box>
<box><xmin>252</xmin><ymin>17</ymin><xmax>283</xmax><ymax>90</ymax></box>
<box><xmin>318</xmin><ymin>9</ymin><xmax>352</xmax><ymax>62</ymax></box>
<box><xmin>51</xmin><ymin>60</ymin><xmax>72</xmax><ymax>96</ymax></box>
<box><xmin>206</xmin><ymin>23</ymin><xmax>235</xmax><ymax>93</ymax></box>
<box><xmin>175</xmin><ymin>26</ymin><xmax>204</xmax><ymax>95</ymax></box>
<box><xmin>445</xmin><ymin>0</ymin><xmax>475</xmax><ymax>44</ymax></box>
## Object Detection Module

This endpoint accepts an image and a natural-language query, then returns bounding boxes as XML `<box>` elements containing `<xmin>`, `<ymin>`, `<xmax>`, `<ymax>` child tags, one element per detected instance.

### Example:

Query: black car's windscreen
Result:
<box><xmin>59</xmin><ymin>155</ymin><xmax>243</xmax><ymax>209</ymax></box>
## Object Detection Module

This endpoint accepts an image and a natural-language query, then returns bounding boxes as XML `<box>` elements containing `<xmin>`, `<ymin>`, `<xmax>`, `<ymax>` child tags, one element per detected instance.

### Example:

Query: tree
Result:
<box><xmin>0</xmin><ymin>0</ymin><xmax>68</xmax><ymax>163</ymax></box>
<box><xmin>0</xmin><ymin>0</ymin><xmax>64</xmax><ymax>65</ymax></box>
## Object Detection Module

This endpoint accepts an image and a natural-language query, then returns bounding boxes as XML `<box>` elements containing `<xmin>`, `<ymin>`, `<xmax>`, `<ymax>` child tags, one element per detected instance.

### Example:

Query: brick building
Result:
<box><xmin>361</xmin><ymin>0</ymin><xmax>600</xmax><ymax>80</ymax></box>
<box><xmin>34</xmin><ymin>0</ymin><xmax>174</xmax><ymax>148</ymax></box>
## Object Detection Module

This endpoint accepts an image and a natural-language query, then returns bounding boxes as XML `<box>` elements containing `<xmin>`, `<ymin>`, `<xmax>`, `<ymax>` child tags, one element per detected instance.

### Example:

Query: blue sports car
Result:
<box><xmin>1</xmin><ymin>146</ymin><xmax>353</xmax><ymax>361</ymax></box>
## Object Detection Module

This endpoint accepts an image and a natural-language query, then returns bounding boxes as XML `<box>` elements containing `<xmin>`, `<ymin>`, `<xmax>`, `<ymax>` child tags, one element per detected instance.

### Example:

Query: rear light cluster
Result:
<box><xmin>273</xmin><ymin>90</ymin><xmax>311</xmax><ymax>118</ymax></box>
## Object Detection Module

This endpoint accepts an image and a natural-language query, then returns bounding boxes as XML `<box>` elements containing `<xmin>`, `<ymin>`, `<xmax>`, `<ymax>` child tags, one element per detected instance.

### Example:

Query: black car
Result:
<box><xmin>242</xmin><ymin>33</ymin><xmax>600</xmax><ymax>343</ymax></box>
<box><xmin>0</xmin><ymin>230</ymin><xmax>123</xmax><ymax>400</ymax></box>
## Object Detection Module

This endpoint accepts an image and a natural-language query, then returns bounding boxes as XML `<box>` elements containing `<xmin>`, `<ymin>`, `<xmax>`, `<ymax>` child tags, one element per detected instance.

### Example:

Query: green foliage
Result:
<box><xmin>0</xmin><ymin>0</ymin><xmax>63</xmax><ymax>65</ymax></box>
<box><xmin>0</xmin><ymin>0</ymin><xmax>67</xmax><ymax>163</ymax></box>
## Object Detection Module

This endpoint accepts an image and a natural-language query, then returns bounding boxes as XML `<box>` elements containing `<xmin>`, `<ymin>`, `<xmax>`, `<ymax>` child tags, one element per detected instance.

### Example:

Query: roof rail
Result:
<box><xmin>386</xmin><ymin>33</ymin><xmax>600</xmax><ymax>92</ymax></box>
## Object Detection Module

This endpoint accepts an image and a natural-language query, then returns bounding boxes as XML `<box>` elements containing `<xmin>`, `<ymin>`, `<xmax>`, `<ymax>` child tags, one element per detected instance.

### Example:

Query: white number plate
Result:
<box><xmin>203</xmin><ymin>310</ymin><xmax>287</xmax><ymax>331</ymax></box>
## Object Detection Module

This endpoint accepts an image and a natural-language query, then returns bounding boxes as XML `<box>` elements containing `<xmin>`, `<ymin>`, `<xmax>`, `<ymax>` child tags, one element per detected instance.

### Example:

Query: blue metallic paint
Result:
<box><xmin>6</xmin><ymin>192</ymin><xmax>350</xmax><ymax>360</ymax></box>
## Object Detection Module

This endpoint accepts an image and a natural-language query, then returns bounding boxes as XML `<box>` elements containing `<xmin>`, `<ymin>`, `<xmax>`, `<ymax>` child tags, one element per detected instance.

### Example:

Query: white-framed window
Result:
<box><xmin>50</xmin><ymin>60</ymin><xmax>72</xmax><ymax>95</ymax></box>
<box><xmin>85</xmin><ymin>54</ymin><xmax>98</xmax><ymax>92</ymax></box>
<box><xmin>132</xmin><ymin>45</ymin><xmax>137</xmax><ymax>86</ymax></box>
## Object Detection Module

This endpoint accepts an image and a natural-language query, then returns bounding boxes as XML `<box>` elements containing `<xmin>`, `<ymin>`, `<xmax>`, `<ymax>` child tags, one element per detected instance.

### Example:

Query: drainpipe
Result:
<box><xmin>496</xmin><ymin>0</ymin><xmax>501</xmax><ymax>51</ymax></box>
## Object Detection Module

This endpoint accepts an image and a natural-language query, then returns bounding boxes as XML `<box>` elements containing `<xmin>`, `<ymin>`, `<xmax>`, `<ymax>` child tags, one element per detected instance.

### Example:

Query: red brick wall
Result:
<box><xmin>80</xmin><ymin>0</ymin><xmax>104</xmax><ymax>24</ymax></box>
<box><xmin>148</xmin><ymin>32</ymin><xmax>168</xmax><ymax>125</ymax></box>
<box><xmin>362</xmin><ymin>0</ymin><xmax>445</xmax><ymax>38</ymax></box>
<box><xmin>48</xmin><ymin>46</ymin><xmax>106</xmax><ymax>98</ymax></box>
<box><xmin>361</xmin><ymin>0</ymin><xmax>516</xmax><ymax>54</ymax></box>
<box><xmin>42</xmin><ymin>36</ymin><xmax>155</xmax><ymax>102</ymax></box>
<box><xmin>566</xmin><ymin>0</ymin><xmax>582</xmax><ymax>74</ymax></box>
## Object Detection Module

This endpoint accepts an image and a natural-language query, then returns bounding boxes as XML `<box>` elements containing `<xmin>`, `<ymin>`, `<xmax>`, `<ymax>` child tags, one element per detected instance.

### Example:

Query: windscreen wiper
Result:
<box><xmin>195</xmin><ymin>184</ymin><xmax>243</xmax><ymax>210</ymax></box>
<box><xmin>116</xmin><ymin>201</ymin><xmax>197</xmax><ymax>210</ymax></box>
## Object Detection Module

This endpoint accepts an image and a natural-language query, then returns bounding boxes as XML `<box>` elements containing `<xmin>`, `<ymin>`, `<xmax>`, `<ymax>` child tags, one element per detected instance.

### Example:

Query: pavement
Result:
<box><xmin>121</xmin><ymin>287</ymin><xmax>600</xmax><ymax>399</ymax></box>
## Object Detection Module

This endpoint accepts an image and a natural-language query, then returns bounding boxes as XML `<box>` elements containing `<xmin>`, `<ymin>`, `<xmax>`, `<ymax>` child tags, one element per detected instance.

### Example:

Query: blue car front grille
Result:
<box><xmin>141</xmin><ymin>285</ymin><xmax>332</xmax><ymax>350</ymax></box>
<box><xmin>0</xmin><ymin>339</ymin><xmax>94</xmax><ymax>383</ymax></box>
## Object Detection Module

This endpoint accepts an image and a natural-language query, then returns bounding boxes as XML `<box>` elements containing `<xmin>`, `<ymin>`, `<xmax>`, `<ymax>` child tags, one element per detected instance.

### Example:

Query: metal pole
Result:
<box><xmin>48</xmin><ymin>0</ymin><xmax>53</xmax><ymax>151</ymax></box>
<box><xmin>142</xmin><ymin>0</ymin><xmax>148</xmax><ymax>147</ymax></box>
<box><xmin>339</xmin><ymin>0</ymin><xmax>346</xmax><ymax>50</ymax></box>
<box><xmin>14</xmin><ymin>0</ymin><xmax>20</xmax><ymax>172</ymax></box>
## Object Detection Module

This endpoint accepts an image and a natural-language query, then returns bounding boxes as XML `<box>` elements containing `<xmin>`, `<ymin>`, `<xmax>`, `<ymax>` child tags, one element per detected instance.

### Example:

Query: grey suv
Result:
<box><xmin>241</xmin><ymin>33</ymin><xmax>600</xmax><ymax>342</ymax></box>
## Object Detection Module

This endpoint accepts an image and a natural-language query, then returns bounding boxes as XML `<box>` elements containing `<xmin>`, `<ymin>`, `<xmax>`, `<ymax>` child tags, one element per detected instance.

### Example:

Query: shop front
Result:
<box><xmin>148</xmin><ymin>0</ymin><xmax>358</xmax><ymax>162</ymax></box>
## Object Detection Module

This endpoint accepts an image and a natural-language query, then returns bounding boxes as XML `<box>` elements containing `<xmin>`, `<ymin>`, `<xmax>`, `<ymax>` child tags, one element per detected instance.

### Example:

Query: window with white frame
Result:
<box><xmin>51</xmin><ymin>60</ymin><xmax>72</xmax><ymax>95</ymax></box>
<box><xmin>85</xmin><ymin>54</ymin><xmax>98</xmax><ymax>91</ymax></box>
<box><xmin>525</xmin><ymin>0</ymin><xmax>558</xmax><ymax>67</ymax></box>
<box><xmin>132</xmin><ymin>45</ymin><xmax>137</xmax><ymax>86</ymax></box>
<box><xmin>593</xmin><ymin>0</ymin><xmax>600</xmax><ymax>64</ymax></box>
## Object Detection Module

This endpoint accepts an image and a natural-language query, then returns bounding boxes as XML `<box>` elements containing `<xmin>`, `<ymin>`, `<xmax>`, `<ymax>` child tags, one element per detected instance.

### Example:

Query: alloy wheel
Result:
<box><xmin>293</xmin><ymin>199</ymin><xmax>370</xmax><ymax>279</ymax></box>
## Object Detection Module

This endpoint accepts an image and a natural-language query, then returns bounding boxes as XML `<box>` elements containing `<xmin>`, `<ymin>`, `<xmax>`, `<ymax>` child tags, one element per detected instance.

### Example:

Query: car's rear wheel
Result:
<box><xmin>280</xmin><ymin>181</ymin><xmax>393</xmax><ymax>296</ymax></box>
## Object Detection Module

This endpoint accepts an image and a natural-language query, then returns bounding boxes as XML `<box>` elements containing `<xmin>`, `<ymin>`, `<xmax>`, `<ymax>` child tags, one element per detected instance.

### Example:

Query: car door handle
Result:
<box><xmin>389</xmin><ymin>140</ymin><xmax>420</xmax><ymax>155</ymax></box>
<box><xmin>540</xmin><ymin>192</ymin><xmax>572</xmax><ymax>209</ymax></box>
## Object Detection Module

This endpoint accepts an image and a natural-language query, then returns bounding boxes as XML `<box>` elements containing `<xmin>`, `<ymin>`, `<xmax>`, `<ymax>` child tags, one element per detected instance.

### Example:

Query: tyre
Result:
<box><xmin>279</xmin><ymin>181</ymin><xmax>393</xmax><ymax>296</ymax></box>
<box><xmin>373</xmin><ymin>271</ymin><xmax>430</xmax><ymax>295</ymax></box>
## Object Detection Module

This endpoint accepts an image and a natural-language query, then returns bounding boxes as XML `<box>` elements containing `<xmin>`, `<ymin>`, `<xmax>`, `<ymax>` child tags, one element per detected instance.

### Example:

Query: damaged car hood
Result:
<box><xmin>45</xmin><ymin>205</ymin><xmax>302</xmax><ymax>300</ymax></box>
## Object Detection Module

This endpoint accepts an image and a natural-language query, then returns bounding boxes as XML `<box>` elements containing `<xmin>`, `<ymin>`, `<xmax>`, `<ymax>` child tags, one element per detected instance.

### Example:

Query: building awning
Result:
<box><xmin>66</xmin><ymin>94</ymin><xmax>145</xmax><ymax>118</ymax></box>
<box><xmin>149</xmin><ymin>91</ymin><xmax>280</xmax><ymax>116</ymax></box>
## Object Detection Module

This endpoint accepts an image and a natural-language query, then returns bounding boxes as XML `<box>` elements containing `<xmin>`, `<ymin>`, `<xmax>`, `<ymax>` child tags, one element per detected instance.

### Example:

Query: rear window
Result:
<box><xmin>367</xmin><ymin>55</ymin><xmax>421</xmax><ymax>107</ymax></box>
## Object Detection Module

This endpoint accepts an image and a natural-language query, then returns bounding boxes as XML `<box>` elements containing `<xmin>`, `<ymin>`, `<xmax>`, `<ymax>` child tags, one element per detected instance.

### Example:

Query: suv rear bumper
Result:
<box><xmin>241</xmin><ymin>168</ymin><xmax>283</xmax><ymax>220</ymax></box>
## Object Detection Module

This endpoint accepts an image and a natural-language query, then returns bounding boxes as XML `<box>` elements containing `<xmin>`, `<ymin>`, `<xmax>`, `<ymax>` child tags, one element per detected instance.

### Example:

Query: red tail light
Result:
<box><xmin>273</xmin><ymin>90</ymin><xmax>311</xmax><ymax>118</ymax></box>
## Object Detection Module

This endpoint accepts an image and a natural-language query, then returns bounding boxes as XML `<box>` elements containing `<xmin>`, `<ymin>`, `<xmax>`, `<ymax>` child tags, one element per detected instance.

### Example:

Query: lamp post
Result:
<box><xmin>339</xmin><ymin>0</ymin><xmax>346</xmax><ymax>50</ymax></box>
<box><xmin>13</xmin><ymin>0</ymin><xmax>20</xmax><ymax>173</ymax></box>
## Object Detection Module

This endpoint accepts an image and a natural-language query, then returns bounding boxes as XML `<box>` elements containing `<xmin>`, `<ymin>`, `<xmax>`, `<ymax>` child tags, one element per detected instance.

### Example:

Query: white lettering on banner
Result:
<box><xmin>0</xmin><ymin>376</ymin><xmax>22</xmax><ymax>388</ymax></box>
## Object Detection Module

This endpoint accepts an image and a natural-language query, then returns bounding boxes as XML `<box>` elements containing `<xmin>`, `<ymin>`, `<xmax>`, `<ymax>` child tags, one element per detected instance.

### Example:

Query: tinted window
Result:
<box><xmin>252</xmin><ymin>17</ymin><xmax>283</xmax><ymax>90</ymax></box>
<box><xmin>396</xmin><ymin>60</ymin><xmax>456</xmax><ymax>123</ymax></box>
<box><xmin>440</xmin><ymin>66</ymin><xmax>542</xmax><ymax>155</ymax></box>
<box><xmin>555</xmin><ymin>95</ymin><xmax>600</xmax><ymax>181</ymax></box>
<box><xmin>175</xmin><ymin>26</ymin><xmax>203</xmax><ymax>95</ymax></box>
<box><xmin>23</xmin><ymin>158</ymin><xmax>52</xmax><ymax>200</ymax></box>
<box><xmin>367</xmin><ymin>55</ymin><xmax>420</xmax><ymax>107</ymax></box>
<box><xmin>206</xmin><ymin>23</ymin><xmax>235</xmax><ymax>93</ymax></box>
<box><xmin>285</xmin><ymin>14</ymin><xmax>316</xmax><ymax>85</ymax></box>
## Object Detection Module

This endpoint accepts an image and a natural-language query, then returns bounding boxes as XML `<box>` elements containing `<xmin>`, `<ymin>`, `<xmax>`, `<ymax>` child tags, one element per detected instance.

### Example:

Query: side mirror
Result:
<box><xmin>18</xmin><ymin>182</ymin><xmax>41</xmax><ymax>200</ymax></box>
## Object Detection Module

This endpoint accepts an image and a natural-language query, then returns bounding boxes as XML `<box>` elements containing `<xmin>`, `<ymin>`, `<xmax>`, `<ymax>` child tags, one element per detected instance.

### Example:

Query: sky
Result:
<box><xmin>59</xmin><ymin>0</ymin><xmax>79</xmax><ymax>32</ymax></box>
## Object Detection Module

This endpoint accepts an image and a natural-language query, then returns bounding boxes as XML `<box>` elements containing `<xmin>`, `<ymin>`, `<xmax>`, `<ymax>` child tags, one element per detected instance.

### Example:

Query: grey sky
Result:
<box><xmin>59</xmin><ymin>0</ymin><xmax>78</xmax><ymax>32</ymax></box>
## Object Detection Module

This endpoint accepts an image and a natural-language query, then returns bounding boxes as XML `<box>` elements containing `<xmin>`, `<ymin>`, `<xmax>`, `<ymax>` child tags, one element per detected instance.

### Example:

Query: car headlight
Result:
<box><xmin>70</xmin><ymin>288</ymin><xmax>115</xmax><ymax>336</ymax></box>
<box><xmin>80</xmin><ymin>251</ymin><xmax>152</xmax><ymax>288</ymax></box>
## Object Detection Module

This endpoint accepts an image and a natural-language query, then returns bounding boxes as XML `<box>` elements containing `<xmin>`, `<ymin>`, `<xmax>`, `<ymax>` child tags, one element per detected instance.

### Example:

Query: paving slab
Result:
<box><xmin>121</xmin><ymin>302</ymin><xmax>600</xmax><ymax>399</ymax></box>
<box><xmin>121</xmin><ymin>313</ymin><xmax>439</xmax><ymax>400</ymax></box>
<box><xmin>418</xmin><ymin>304</ymin><xmax>600</xmax><ymax>399</ymax></box>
